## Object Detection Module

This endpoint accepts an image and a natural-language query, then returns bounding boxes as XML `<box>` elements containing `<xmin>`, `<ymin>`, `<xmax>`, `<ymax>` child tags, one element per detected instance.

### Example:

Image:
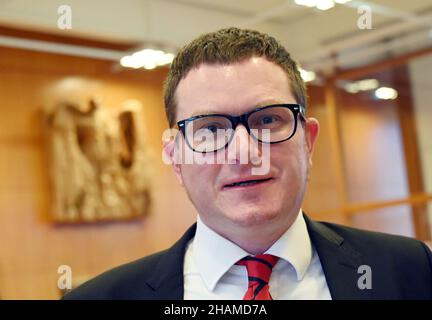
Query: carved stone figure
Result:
<box><xmin>44</xmin><ymin>98</ymin><xmax>151</xmax><ymax>222</ymax></box>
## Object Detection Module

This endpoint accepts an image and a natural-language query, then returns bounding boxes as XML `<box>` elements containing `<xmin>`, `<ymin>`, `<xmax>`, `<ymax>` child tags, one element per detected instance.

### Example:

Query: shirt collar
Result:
<box><xmin>265</xmin><ymin>211</ymin><xmax>312</xmax><ymax>281</ymax></box>
<box><xmin>192</xmin><ymin>210</ymin><xmax>312</xmax><ymax>291</ymax></box>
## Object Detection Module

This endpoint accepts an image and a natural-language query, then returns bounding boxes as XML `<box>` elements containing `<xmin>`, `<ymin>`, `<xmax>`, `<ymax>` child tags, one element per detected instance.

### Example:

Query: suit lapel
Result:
<box><xmin>304</xmin><ymin>215</ymin><xmax>373</xmax><ymax>299</ymax></box>
<box><xmin>145</xmin><ymin>224</ymin><xmax>197</xmax><ymax>299</ymax></box>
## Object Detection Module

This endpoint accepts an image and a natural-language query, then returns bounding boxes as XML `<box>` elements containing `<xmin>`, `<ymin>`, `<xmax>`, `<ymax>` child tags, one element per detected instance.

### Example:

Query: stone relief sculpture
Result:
<box><xmin>43</xmin><ymin>98</ymin><xmax>151</xmax><ymax>222</ymax></box>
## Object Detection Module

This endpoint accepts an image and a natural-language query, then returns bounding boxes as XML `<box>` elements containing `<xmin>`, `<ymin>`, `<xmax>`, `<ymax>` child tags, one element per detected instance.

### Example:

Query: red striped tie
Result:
<box><xmin>236</xmin><ymin>254</ymin><xmax>279</xmax><ymax>300</ymax></box>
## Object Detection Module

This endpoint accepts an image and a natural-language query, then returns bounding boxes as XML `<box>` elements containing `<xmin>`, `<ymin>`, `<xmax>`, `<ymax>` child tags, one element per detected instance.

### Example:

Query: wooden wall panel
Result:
<box><xmin>0</xmin><ymin>46</ymin><xmax>198</xmax><ymax>299</ymax></box>
<box><xmin>337</xmin><ymin>79</ymin><xmax>414</xmax><ymax>237</ymax></box>
<box><xmin>302</xmin><ymin>85</ymin><xmax>347</xmax><ymax>224</ymax></box>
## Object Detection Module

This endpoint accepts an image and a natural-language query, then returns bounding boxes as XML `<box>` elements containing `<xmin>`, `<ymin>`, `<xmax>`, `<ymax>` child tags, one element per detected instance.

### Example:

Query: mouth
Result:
<box><xmin>223</xmin><ymin>177</ymin><xmax>273</xmax><ymax>189</ymax></box>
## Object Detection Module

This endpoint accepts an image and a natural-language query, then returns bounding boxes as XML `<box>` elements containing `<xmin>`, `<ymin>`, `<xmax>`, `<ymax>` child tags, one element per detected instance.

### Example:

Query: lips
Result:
<box><xmin>223</xmin><ymin>177</ymin><xmax>273</xmax><ymax>189</ymax></box>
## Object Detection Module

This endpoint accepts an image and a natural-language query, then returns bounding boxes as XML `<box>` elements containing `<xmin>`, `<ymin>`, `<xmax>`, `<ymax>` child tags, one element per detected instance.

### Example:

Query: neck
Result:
<box><xmin>228</xmin><ymin>229</ymin><xmax>286</xmax><ymax>255</ymax></box>
<box><xmin>201</xmin><ymin>212</ymin><xmax>299</xmax><ymax>255</ymax></box>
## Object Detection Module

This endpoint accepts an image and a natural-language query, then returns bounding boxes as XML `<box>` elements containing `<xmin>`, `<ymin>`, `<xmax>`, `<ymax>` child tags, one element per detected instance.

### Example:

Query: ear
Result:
<box><xmin>162</xmin><ymin>134</ymin><xmax>184</xmax><ymax>186</ymax></box>
<box><xmin>304</xmin><ymin>117</ymin><xmax>319</xmax><ymax>165</ymax></box>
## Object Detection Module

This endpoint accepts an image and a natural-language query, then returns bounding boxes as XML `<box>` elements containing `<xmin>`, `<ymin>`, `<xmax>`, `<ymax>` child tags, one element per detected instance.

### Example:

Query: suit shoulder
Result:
<box><xmin>63</xmin><ymin>249</ymin><xmax>168</xmax><ymax>300</ymax></box>
<box><xmin>317</xmin><ymin>220</ymin><xmax>432</xmax><ymax>265</ymax></box>
<box><xmin>321</xmin><ymin>220</ymin><xmax>412</xmax><ymax>239</ymax></box>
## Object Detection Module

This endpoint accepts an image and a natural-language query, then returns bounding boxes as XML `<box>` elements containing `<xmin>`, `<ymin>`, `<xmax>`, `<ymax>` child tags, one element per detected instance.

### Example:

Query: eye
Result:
<box><xmin>198</xmin><ymin>122</ymin><xmax>225</xmax><ymax>133</ymax></box>
<box><xmin>257</xmin><ymin>115</ymin><xmax>281</xmax><ymax>126</ymax></box>
<box><xmin>260</xmin><ymin>115</ymin><xmax>277</xmax><ymax>124</ymax></box>
<box><xmin>204</xmin><ymin>124</ymin><xmax>219</xmax><ymax>133</ymax></box>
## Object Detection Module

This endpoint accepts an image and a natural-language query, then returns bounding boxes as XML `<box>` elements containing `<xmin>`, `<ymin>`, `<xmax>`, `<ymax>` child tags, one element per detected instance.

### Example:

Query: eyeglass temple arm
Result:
<box><xmin>298</xmin><ymin>105</ymin><xmax>306</xmax><ymax>121</ymax></box>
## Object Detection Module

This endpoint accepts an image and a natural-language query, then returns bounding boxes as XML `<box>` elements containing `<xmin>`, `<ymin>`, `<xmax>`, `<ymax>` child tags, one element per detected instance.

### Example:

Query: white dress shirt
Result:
<box><xmin>183</xmin><ymin>211</ymin><xmax>332</xmax><ymax>300</ymax></box>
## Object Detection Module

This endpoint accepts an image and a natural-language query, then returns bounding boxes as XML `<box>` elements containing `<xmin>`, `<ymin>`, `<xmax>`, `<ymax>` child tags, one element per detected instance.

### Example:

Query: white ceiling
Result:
<box><xmin>0</xmin><ymin>0</ymin><xmax>431</xmax><ymax>74</ymax></box>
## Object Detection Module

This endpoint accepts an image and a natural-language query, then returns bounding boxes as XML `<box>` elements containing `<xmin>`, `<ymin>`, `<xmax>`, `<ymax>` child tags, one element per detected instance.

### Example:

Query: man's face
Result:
<box><xmin>168</xmin><ymin>56</ymin><xmax>319</xmax><ymax>237</ymax></box>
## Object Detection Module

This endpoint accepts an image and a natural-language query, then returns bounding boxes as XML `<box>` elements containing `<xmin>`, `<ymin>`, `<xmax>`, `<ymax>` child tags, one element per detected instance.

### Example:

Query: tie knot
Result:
<box><xmin>236</xmin><ymin>254</ymin><xmax>279</xmax><ymax>283</ymax></box>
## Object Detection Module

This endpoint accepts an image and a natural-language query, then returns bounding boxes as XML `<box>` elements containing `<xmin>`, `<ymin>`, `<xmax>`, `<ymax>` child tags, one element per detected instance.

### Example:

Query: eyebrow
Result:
<box><xmin>190</xmin><ymin>110</ymin><xmax>220</xmax><ymax>117</ymax></box>
<box><xmin>189</xmin><ymin>100</ymin><xmax>287</xmax><ymax>117</ymax></box>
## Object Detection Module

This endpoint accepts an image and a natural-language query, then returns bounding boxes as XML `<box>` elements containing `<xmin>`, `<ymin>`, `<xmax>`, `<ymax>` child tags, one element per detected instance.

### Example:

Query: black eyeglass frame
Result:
<box><xmin>176</xmin><ymin>103</ymin><xmax>306</xmax><ymax>153</ymax></box>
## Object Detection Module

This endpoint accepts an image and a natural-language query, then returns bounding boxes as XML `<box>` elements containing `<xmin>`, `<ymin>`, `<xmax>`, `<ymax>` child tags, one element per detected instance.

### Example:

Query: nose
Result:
<box><xmin>226</xmin><ymin>124</ymin><xmax>261</xmax><ymax>165</ymax></box>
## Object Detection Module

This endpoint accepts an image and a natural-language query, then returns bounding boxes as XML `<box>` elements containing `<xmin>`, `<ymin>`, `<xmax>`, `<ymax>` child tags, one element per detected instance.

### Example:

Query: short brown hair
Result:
<box><xmin>163</xmin><ymin>27</ymin><xmax>307</xmax><ymax>127</ymax></box>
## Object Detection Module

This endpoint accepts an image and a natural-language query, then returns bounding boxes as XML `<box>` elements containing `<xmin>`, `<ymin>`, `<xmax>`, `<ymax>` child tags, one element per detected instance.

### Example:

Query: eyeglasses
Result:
<box><xmin>177</xmin><ymin>104</ymin><xmax>306</xmax><ymax>153</ymax></box>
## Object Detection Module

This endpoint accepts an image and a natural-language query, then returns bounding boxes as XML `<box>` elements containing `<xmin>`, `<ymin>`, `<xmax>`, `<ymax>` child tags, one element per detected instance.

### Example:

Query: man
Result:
<box><xmin>64</xmin><ymin>27</ymin><xmax>432</xmax><ymax>300</ymax></box>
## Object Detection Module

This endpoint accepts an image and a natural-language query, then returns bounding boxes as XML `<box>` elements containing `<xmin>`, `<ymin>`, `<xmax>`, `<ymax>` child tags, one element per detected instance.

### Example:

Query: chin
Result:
<box><xmin>224</xmin><ymin>207</ymin><xmax>280</xmax><ymax>227</ymax></box>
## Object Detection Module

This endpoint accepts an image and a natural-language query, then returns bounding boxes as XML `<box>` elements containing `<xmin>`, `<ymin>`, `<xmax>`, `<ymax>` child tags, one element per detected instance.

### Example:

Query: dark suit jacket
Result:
<box><xmin>63</xmin><ymin>215</ymin><xmax>432</xmax><ymax>299</ymax></box>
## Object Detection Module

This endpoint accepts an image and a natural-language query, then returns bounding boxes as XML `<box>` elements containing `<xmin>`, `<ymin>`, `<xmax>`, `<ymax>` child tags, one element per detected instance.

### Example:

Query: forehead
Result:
<box><xmin>175</xmin><ymin>57</ymin><xmax>296</xmax><ymax>120</ymax></box>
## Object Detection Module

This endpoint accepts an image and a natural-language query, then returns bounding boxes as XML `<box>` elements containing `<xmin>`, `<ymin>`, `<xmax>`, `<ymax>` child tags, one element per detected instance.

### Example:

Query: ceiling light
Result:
<box><xmin>120</xmin><ymin>49</ymin><xmax>174</xmax><ymax>70</ymax></box>
<box><xmin>344</xmin><ymin>79</ymin><xmax>379</xmax><ymax>94</ymax></box>
<box><xmin>316</xmin><ymin>0</ymin><xmax>335</xmax><ymax>11</ymax></box>
<box><xmin>344</xmin><ymin>82</ymin><xmax>360</xmax><ymax>94</ymax></box>
<box><xmin>294</xmin><ymin>0</ymin><xmax>318</xmax><ymax>7</ymax></box>
<box><xmin>295</xmin><ymin>0</ymin><xmax>351</xmax><ymax>10</ymax></box>
<box><xmin>142</xmin><ymin>61</ymin><xmax>157</xmax><ymax>70</ymax></box>
<box><xmin>375</xmin><ymin>87</ymin><xmax>398</xmax><ymax>100</ymax></box>
<box><xmin>357</xmin><ymin>79</ymin><xmax>379</xmax><ymax>91</ymax></box>
<box><xmin>299</xmin><ymin>68</ymin><xmax>316</xmax><ymax>82</ymax></box>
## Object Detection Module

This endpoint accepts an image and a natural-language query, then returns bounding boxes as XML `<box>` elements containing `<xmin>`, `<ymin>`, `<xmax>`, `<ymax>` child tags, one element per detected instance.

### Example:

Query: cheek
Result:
<box><xmin>272</xmin><ymin>141</ymin><xmax>309</xmax><ymax>180</ymax></box>
<box><xmin>181</xmin><ymin>163</ymin><xmax>221</xmax><ymax>192</ymax></box>
<box><xmin>177</xmin><ymin>146</ymin><xmax>221</xmax><ymax>186</ymax></box>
